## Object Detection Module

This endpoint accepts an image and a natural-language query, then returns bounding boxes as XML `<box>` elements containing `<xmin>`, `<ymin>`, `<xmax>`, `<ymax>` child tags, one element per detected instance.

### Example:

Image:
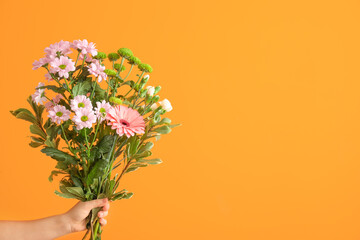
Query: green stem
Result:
<box><xmin>90</xmin><ymin>122</ymin><xmax>101</xmax><ymax>148</ymax></box>
<box><xmin>123</xmin><ymin>71</ymin><xmax>145</xmax><ymax>98</ymax></box>
<box><xmin>84</xmin><ymin>128</ymin><xmax>90</xmax><ymax>157</ymax></box>
<box><xmin>93</xmin><ymin>219</ymin><xmax>100</xmax><ymax>239</ymax></box>
<box><xmin>75</xmin><ymin>55</ymin><xmax>87</xmax><ymax>79</ymax></box>
<box><xmin>123</xmin><ymin>64</ymin><xmax>134</xmax><ymax>80</ymax></box>
<box><xmin>90</xmin><ymin>79</ymin><xmax>97</xmax><ymax>99</ymax></box>
<box><xmin>60</xmin><ymin>124</ymin><xmax>74</xmax><ymax>153</ymax></box>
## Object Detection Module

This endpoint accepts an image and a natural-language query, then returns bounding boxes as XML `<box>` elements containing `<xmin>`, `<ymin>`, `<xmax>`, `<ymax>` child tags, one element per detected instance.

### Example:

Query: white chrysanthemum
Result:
<box><xmin>158</xmin><ymin>99</ymin><xmax>173</xmax><ymax>112</ymax></box>
<box><xmin>72</xmin><ymin>108</ymin><xmax>97</xmax><ymax>130</ymax></box>
<box><xmin>70</xmin><ymin>95</ymin><xmax>92</xmax><ymax>112</ymax></box>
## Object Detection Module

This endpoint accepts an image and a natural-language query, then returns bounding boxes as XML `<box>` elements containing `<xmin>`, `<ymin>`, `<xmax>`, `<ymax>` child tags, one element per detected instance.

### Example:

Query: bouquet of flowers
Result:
<box><xmin>10</xmin><ymin>40</ymin><xmax>180</xmax><ymax>240</ymax></box>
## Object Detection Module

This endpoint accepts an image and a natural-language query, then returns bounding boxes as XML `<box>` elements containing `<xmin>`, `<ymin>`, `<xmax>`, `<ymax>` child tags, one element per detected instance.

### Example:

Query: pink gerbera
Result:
<box><xmin>72</xmin><ymin>108</ymin><xmax>97</xmax><ymax>130</ymax></box>
<box><xmin>70</xmin><ymin>95</ymin><xmax>92</xmax><ymax>112</ymax></box>
<box><xmin>48</xmin><ymin>105</ymin><xmax>71</xmax><ymax>124</ymax></box>
<box><xmin>50</xmin><ymin>56</ymin><xmax>75</xmax><ymax>79</ymax></box>
<box><xmin>87</xmin><ymin>60</ymin><xmax>107</xmax><ymax>82</ymax></box>
<box><xmin>106</xmin><ymin>105</ymin><xmax>145</xmax><ymax>138</ymax></box>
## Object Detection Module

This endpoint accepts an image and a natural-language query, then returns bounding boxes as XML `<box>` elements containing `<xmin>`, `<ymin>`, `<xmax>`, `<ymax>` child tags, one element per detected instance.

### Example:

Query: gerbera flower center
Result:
<box><xmin>78</xmin><ymin>102</ymin><xmax>85</xmax><ymax>108</ymax></box>
<box><xmin>81</xmin><ymin>116</ymin><xmax>88</xmax><ymax>122</ymax></box>
<box><xmin>120</xmin><ymin>119</ymin><xmax>130</xmax><ymax>127</ymax></box>
<box><xmin>59</xmin><ymin>64</ymin><xmax>66</xmax><ymax>69</ymax></box>
<box><xmin>56</xmin><ymin>111</ymin><xmax>63</xmax><ymax>117</ymax></box>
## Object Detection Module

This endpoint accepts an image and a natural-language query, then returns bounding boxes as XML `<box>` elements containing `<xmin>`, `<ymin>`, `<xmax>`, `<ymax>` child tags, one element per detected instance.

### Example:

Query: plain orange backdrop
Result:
<box><xmin>2</xmin><ymin>0</ymin><xmax>360</xmax><ymax>239</ymax></box>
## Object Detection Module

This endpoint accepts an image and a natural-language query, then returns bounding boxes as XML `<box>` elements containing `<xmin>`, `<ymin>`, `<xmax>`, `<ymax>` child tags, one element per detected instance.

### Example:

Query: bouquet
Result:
<box><xmin>10</xmin><ymin>40</ymin><xmax>180</xmax><ymax>240</ymax></box>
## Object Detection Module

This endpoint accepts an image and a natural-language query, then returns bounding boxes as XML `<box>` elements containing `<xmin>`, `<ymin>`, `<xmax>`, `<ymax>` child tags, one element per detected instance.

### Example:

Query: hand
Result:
<box><xmin>64</xmin><ymin>198</ymin><xmax>110</xmax><ymax>233</ymax></box>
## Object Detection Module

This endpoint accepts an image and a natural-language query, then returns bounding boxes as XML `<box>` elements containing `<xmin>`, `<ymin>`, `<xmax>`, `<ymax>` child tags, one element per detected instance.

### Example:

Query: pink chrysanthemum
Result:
<box><xmin>106</xmin><ymin>105</ymin><xmax>145</xmax><ymax>138</ymax></box>
<box><xmin>50</xmin><ymin>56</ymin><xmax>75</xmax><ymax>79</ymax></box>
<box><xmin>31</xmin><ymin>82</ymin><xmax>47</xmax><ymax>105</ymax></box>
<box><xmin>44</xmin><ymin>40</ymin><xmax>72</xmax><ymax>60</ymax></box>
<box><xmin>72</xmin><ymin>108</ymin><xmax>97</xmax><ymax>130</ymax></box>
<box><xmin>48</xmin><ymin>105</ymin><xmax>71</xmax><ymax>124</ymax></box>
<box><xmin>45</xmin><ymin>94</ymin><xmax>63</xmax><ymax>111</ymax></box>
<box><xmin>70</xmin><ymin>95</ymin><xmax>92</xmax><ymax>112</ymax></box>
<box><xmin>32</xmin><ymin>57</ymin><xmax>50</xmax><ymax>70</ymax></box>
<box><xmin>72</xmin><ymin>39</ymin><xmax>98</xmax><ymax>56</ymax></box>
<box><xmin>45</xmin><ymin>72</ymin><xmax>53</xmax><ymax>81</ymax></box>
<box><xmin>87</xmin><ymin>61</ymin><xmax>107</xmax><ymax>82</ymax></box>
<box><xmin>94</xmin><ymin>100</ymin><xmax>111</xmax><ymax>122</ymax></box>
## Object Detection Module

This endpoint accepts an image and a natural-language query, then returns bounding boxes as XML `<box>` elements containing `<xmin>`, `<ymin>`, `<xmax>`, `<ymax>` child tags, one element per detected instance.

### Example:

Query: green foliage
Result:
<box><xmin>72</xmin><ymin>79</ymin><xmax>92</xmax><ymax>96</ymax></box>
<box><xmin>41</xmin><ymin>147</ymin><xmax>77</xmax><ymax>164</ymax></box>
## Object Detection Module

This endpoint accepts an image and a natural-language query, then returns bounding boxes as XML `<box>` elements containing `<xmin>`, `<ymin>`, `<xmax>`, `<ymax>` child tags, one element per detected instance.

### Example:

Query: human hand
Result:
<box><xmin>63</xmin><ymin>198</ymin><xmax>110</xmax><ymax>233</ymax></box>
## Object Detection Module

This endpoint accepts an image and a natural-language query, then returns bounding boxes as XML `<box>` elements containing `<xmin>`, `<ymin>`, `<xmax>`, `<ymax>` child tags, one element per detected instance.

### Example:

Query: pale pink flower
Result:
<box><xmin>50</xmin><ymin>56</ymin><xmax>75</xmax><ymax>79</ymax></box>
<box><xmin>87</xmin><ymin>61</ymin><xmax>107</xmax><ymax>82</ymax></box>
<box><xmin>70</xmin><ymin>95</ymin><xmax>92</xmax><ymax>112</ymax></box>
<box><xmin>45</xmin><ymin>94</ymin><xmax>64</xmax><ymax>111</ymax></box>
<box><xmin>45</xmin><ymin>73</ymin><xmax>53</xmax><ymax>81</ymax></box>
<box><xmin>32</xmin><ymin>57</ymin><xmax>49</xmax><ymax>70</ymax></box>
<box><xmin>44</xmin><ymin>40</ymin><xmax>72</xmax><ymax>60</ymax></box>
<box><xmin>31</xmin><ymin>82</ymin><xmax>47</xmax><ymax>105</ymax></box>
<box><xmin>79</xmin><ymin>53</ymin><xmax>96</xmax><ymax>63</ymax></box>
<box><xmin>72</xmin><ymin>39</ymin><xmax>98</xmax><ymax>56</ymax></box>
<box><xmin>53</xmin><ymin>94</ymin><xmax>63</xmax><ymax>104</ymax></box>
<box><xmin>48</xmin><ymin>105</ymin><xmax>71</xmax><ymax>124</ymax></box>
<box><xmin>106</xmin><ymin>105</ymin><xmax>145</xmax><ymax>138</ymax></box>
<box><xmin>72</xmin><ymin>108</ymin><xmax>97</xmax><ymax>130</ymax></box>
<box><xmin>94</xmin><ymin>100</ymin><xmax>111</xmax><ymax>122</ymax></box>
<box><xmin>45</xmin><ymin>101</ymin><xmax>55</xmax><ymax>111</ymax></box>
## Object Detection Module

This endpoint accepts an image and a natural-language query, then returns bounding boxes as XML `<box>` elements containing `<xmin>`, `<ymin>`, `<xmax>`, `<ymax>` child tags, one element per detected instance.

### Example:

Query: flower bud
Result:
<box><xmin>145</xmin><ymin>94</ymin><xmax>152</xmax><ymax>104</ymax></box>
<box><xmin>140</xmin><ymin>89</ymin><xmax>147</xmax><ymax>97</ymax></box>
<box><xmin>95</xmin><ymin>52</ymin><xmax>107</xmax><ymax>60</ymax></box>
<box><xmin>158</xmin><ymin>98</ymin><xmax>173</xmax><ymax>112</ymax></box>
<box><xmin>146</xmin><ymin>86</ymin><xmax>155</xmax><ymax>96</ymax></box>
<box><xmin>128</xmin><ymin>56</ymin><xmax>141</xmax><ymax>65</ymax></box>
<box><xmin>152</xmin><ymin>95</ymin><xmax>160</xmax><ymax>103</ymax></box>
<box><xmin>150</xmin><ymin>103</ymin><xmax>158</xmax><ymax>111</ymax></box>
<box><xmin>108</xmin><ymin>52</ymin><xmax>120</xmax><ymax>61</ymax></box>
<box><xmin>104</xmin><ymin>69</ymin><xmax>117</xmax><ymax>76</ymax></box>
<box><xmin>109</xmin><ymin>97</ymin><xmax>123</xmax><ymax>105</ymax></box>
<box><xmin>117</xmin><ymin>48</ymin><xmax>133</xmax><ymax>59</ymax></box>
<box><xmin>138</xmin><ymin>63</ymin><xmax>153</xmax><ymax>73</ymax></box>
<box><xmin>144</xmin><ymin>74</ymin><xmax>150</xmax><ymax>80</ymax></box>
<box><xmin>154</xmin><ymin>86</ymin><xmax>161</xmax><ymax>95</ymax></box>
<box><xmin>134</xmin><ymin>84</ymin><xmax>140</xmax><ymax>91</ymax></box>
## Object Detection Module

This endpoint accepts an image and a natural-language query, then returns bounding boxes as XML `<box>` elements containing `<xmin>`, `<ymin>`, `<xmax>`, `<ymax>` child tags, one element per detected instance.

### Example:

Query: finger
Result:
<box><xmin>98</xmin><ymin>210</ymin><xmax>108</xmax><ymax>218</ymax></box>
<box><xmin>99</xmin><ymin>218</ymin><xmax>107</xmax><ymax>226</ymax></box>
<box><xmin>84</xmin><ymin>198</ymin><xmax>108</xmax><ymax>211</ymax></box>
<box><xmin>102</xmin><ymin>202</ymin><xmax>110</xmax><ymax>211</ymax></box>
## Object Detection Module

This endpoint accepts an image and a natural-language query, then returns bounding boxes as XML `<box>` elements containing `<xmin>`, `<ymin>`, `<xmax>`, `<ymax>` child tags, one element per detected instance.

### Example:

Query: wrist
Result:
<box><xmin>57</xmin><ymin>213</ymin><xmax>73</xmax><ymax>234</ymax></box>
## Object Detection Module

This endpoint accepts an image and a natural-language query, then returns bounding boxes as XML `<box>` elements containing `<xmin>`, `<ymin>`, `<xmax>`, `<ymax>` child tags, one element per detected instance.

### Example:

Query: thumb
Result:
<box><xmin>83</xmin><ymin>198</ymin><xmax>108</xmax><ymax>212</ymax></box>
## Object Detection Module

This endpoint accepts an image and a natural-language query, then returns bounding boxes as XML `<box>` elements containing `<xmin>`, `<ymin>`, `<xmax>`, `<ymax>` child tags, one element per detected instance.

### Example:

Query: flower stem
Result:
<box><xmin>123</xmin><ymin>64</ymin><xmax>134</xmax><ymax>80</ymax></box>
<box><xmin>90</xmin><ymin>122</ymin><xmax>101</xmax><ymax>148</ymax></box>
<box><xmin>90</xmin><ymin>79</ymin><xmax>97</xmax><ymax>99</ymax></box>
<box><xmin>60</xmin><ymin>124</ymin><xmax>74</xmax><ymax>153</ymax></box>
<box><xmin>123</xmin><ymin>71</ymin><xmax>145</xmax><ymax>98</ymax></box>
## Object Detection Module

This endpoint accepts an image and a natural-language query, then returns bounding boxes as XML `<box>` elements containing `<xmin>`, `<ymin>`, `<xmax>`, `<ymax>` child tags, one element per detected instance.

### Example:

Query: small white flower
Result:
<box><xmin>158</xmin><ymin>99</ymin><xmax>173</xmax><ymax>112</ymax></box>
<box><xmin>144</xmin><ymin>74</ymin><xmax>150</xmax><ymax>80</ymax></box>
<box><xmin>146</xmin><ymin>86</ymin><xmax>155</xmax><ymax>96</ymax></box>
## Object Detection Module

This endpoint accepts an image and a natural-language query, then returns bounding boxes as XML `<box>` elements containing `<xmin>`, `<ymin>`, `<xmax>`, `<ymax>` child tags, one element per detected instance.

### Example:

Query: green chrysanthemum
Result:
<box><xmin>127</xmin><ymin>56</ymin><xmax>141</xmax><ymax>65</ymax></box>
<box><xmin>138</xmin><ymin>63</ymin><xmax>153</xmax><ymax>73</ymax></box>
<box><xmin>108</xmin><ymin>52</ymin><xmax>120</xmax><ymax>61</ymax></box>
<box><xmin>114</xmin><ymin>64</ymin><xmax>126</xmax><ymax>72</ymax></box>
<box><xmin>109</xmin><ymin>97</ymin><xmax>123</xmax><ymax>105</ymax></box>
<box><xmin>104</xmin><ymin>69</ymin><xmax>117</xmax><ymax>76</ymax></box>
<box><xmin>117</xmin><ymin>48</ymin><xmax>133</xmax><ymax>59</ymax></box>
<box><xmin>94</xmin><ymin>52</ymin><xmax>107</xmax><ymax>60</ymax></box>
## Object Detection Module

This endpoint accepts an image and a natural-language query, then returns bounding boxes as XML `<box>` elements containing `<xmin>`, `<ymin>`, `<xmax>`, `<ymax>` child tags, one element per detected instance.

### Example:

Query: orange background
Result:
<box><xmin>1</xmin><ymin>0</ymin><xmax>360</xmax><ymax>239</ymax></box>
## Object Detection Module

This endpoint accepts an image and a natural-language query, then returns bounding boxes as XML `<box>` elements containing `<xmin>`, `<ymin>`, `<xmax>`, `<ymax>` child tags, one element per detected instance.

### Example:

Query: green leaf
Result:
<box><xmin>37</xmin><ymin>85</ymin><xmax>65</xmax><ymax>94</ymax></box>
<box><xmin>54</xmin><ymin>190</ymin><xmax>76</xmax><ymax>199</ymax></box>
<box><xmin>48</xmin><ymin>170</ymin><xmax>65</xmax><ymax>182</ymax></box>
<box><xmin>123</xmin><ymin>192</ymin><xmax>134</xmax><ymax>199</ymax></box>
<box><xmin>29</xmin><ymin>141</ymin><xmax>43</xmax><ymax>148</ymax></box>
<box><xmin>168</xmin><ymin>123</ymin><xmax>182</xmax><ymax>128</ymax></box>
<box><xmin>30</xmin><ymin>124</ymin><xmax>46</xmax><ymax>139</ymax></box>
<box><xmin>153</xmin><ymin>125</ymin><xmax>171</xmax><ymax>134</ymax></box>
<box><xmin>138</xmin><ymin>158</ymin><xmax>162</xmax><ymax>165</ymax></box>
<box><xmin>159</xmin><ymin>117</ymin><xmax>171</xmax><ymax>125</ymax></box>
<box><xmin>41</xmin><ymin>147</ymin><xmax>77</xmax><ymax>164</ymax></box>
<box><xmin>138</xmin><ymin>142</ymin><xmax>154</xmax><ymax>153</ymax></box>
<box><xmin>31</xmin><ymin>136</ymin><xmax>45</xmax><ymax>143</ymax></box>
<box><xmin>72</xmin><ymin>79</ymin><xmax>92</xmax><ymax>96</ymax></box>
<box><xmin>10</xmin><ymin>108</ymin><xmax>37</xmax><ymax>124</ymax></box>
<box><xmin>86</xmin><ymin>159</ymin><xmax>108</xmax><ymax>186</ymax></box>
<box><xmin>125</xmin><ymin>166</ymin><xmax>139</xmax><ymax>173</ymax></box>
<box><xmin>66</xmin><ymin>187</ymin><xmax>85</xmax><ymax>199</ymax></box>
